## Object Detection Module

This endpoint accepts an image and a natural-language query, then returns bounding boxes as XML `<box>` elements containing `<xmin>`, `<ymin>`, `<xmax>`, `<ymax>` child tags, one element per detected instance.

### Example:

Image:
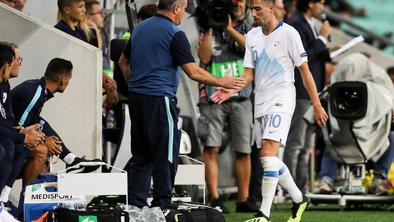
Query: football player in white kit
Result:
<box><xmin>211</xmin><ymin>0</ymin><xmax>328</xmax><ymax>221</ymax></box>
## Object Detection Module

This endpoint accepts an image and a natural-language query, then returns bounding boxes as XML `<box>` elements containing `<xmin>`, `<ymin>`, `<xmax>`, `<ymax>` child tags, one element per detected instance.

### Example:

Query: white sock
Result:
<box><xmin>62</xmin><ymin>153</ymin><xmax>77</xmax><ymax>165</ymax></box>
<box><xmin>0</xmin><ymin>207</ymin><xmax>19</xmax><ymax>221</ymax></box>
<box><xmin>260</xmin><ymin>156</ymin><xmax>281</xmax><ymax>217</ymax></box>
<box><xmin>0</xmin><ymin>186</ymin><xmax>11</xmax><ymax>203</ymax></box>
<box><xmin>278</xmin><ymin>161</ymin><xmax>303</xmax><ymax>203</ymax></box>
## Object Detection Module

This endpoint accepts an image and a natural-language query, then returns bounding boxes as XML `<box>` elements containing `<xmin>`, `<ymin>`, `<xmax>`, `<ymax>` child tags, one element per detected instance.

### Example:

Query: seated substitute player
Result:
<box><xmin>10</xmin><ymin>58</ymin><xmax>102</xmax><ymax>185</ymax></box>
<box><xmin>211</xmin><ymin>0</ymin><xmax>328</xmax><ymax>221</ymax></box>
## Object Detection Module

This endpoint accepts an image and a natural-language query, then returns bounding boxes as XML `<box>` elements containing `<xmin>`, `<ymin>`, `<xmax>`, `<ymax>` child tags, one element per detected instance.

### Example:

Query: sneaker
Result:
<box><xmin>368</xmin><ymin>178</ymin><xmax>392</xmax><ymax>196</ymax></box>
<box><xmin>0</xmin><ymin>205</ymin><xmax>19</xmax><ymax>222</ymax></box>
<box><xmin>66</xmin><ymin>156</ymin><xmax>104</xmax><ymax>173</ymax></box>
<box><xmin>236</xmin><ymin>198</ymin><xmax>259</xmax><ymax>213</ymax></box>
<box><xmin>210</xmin><ymin>199</ymin><xmax>229</xmax><ymax>214</ymax></box>
<box><xmin>287</xmin><ymin>195</ymin><xmax>310</xmax><ymax>222</ymax></box>
<box><xmin>319</xmin><ymin>178</ymin><xmax>333</xmax><ymax>194</ymax></box>
<box><xmin>243</xmin><ymin>211</ymin><xmax>270</xmax><ymax>222</ymax></box>
<box><xmin>2</xmin><ymin>201</ymin><xmax>18</xmax><ymax>217</ymax></box>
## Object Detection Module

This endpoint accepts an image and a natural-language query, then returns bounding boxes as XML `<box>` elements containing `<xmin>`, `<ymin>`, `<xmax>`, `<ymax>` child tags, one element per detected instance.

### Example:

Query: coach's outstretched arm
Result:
<box><xmin>182</xmin><ymin>62</ymin><xmax>246</xmax><ymax>90</ymax></box>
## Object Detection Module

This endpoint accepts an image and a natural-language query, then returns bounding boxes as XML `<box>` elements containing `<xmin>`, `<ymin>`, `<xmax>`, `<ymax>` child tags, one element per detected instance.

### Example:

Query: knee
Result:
<box><xmin>235</xmin><ymin>152</ymin><xmax>250</xmax><ymax>160</ymax></box>
<box><xmin>31</xmin><ymin>144</ymin><xmax>48</xmax><ymax>159</ymax></box>
<box><xmin>0</xmin><ymin>138</ymin><xmax>16</xmax><ymax>159</ymax></box>
<box><xmin>260</xmin><ymin>140</ymin><xmax>280</xmax><ymax>157</ymax></box>
<box><xmin>203</xmin><ymin>147</ymin><xmax>219</xmax><ymax>159</ymax></box>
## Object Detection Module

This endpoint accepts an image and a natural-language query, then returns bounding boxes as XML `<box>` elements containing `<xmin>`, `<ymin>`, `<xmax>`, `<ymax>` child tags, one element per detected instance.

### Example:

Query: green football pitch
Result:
<box><xmin>224</xmin><ymin>201</ymin><xmax>394</xmax><ymax>222</ymax></box>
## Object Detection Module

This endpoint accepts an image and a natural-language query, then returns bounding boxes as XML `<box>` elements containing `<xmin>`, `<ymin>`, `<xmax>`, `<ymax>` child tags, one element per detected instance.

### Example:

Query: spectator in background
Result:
<box><xmin>0</xmin><ymin>0</ymin><xmax>15</xmax><ymax>8</ymax></box>
<box><xmin>55</xmin><ymin>0</ymin><xmax>88</xmax><ymax>42</ymax></box>
<box><xmin>198</xmin><ymin>0</ymin><xmax>256</xmax><ymax>213</ymax></box>
<box><xmin>274</xmin><ymin>0</ymin><xmax>286</xmax><ymax>21</ymax></box>
<box><xmin>284</xmin><ymin>0</ymin><xmax>332</xmax><ymax>192</ymax></box>
<box><xmin>85</xmin><ymin>0</ymin><xmax>118</xmax><ymax>106</ymax></box>
<box><xmin>14</xmin><ymin>0</ymin><xmax>24</xmax><ymax>11</ymax></box>
<box><xmin>56</xmin><ymin>0</ymin><xmax>118</xmax><ymax>106</ymax></box>
<box><xmin>118</xmin><ymin>3</ymin><xmax>158</xmax><ymax>81</ymax></box>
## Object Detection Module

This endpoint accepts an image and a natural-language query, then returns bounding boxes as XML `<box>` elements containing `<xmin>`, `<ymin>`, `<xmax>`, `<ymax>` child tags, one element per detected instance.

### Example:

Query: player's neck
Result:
<box><xmin>262</xmin><ymin>18</ymin><xmax>280</xmax><ymax>35</ymax></box>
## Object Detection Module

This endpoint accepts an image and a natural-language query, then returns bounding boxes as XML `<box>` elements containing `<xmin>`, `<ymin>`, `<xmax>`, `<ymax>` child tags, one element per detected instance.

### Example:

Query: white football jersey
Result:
<box><xmin>243</xmin><ymin>22</ymin><xmax>308</xmax><ymax>117</ymax></box>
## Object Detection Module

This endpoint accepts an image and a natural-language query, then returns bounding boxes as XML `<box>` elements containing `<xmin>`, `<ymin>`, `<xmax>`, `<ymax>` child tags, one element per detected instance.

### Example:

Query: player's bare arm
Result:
<box><xmin>298</xmin><ymin>62</ymin><xmax>328</xmax><ymax>126</ymax></box>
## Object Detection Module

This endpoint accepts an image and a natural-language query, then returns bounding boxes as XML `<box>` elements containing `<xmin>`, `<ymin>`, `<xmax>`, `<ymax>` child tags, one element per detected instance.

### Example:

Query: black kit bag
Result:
<box><xmin>164</xmin><ymin>202</ymin><xmax>226</xmax><ymax>222</ymax></box>
<box><xmin>55</xmin><ymin>202</ymin><xmax>129</xmax><ymax>222</ymax></box>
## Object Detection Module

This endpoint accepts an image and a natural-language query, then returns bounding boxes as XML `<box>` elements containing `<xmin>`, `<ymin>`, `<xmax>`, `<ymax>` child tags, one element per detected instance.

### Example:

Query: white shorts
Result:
<box><xmin>254</xmin><ymin>112</ymin><xmax>293</xmax><ymax>148</ymax></box>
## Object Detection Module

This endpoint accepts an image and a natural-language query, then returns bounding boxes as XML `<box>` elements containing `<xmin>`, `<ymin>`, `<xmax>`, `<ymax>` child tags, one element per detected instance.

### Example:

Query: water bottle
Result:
<box><xmin>106</xmin><ymin>110</ymin><xmax>117</xmax><ymax>128</ymax></box>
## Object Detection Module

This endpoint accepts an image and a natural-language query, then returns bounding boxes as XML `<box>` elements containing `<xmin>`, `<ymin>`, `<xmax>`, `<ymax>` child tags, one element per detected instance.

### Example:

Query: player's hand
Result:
<box><xmin>210</xmin><ymin>88</ymin><xmax>235</xmax><ymax>104</ymax></box>
<box><xmin>313</xmin><ymin>104</ymin><xmax>328</xmax><ymax>126</ymax></box>
<box><xmin>220</xmin><ymin>76</ymin><xmax>245</xmax><ymax>90</ymax></box>
<box><xmin>23</xmin><ymin>124</ymin><xmax>46</xmax><ymax>148</ymax></box>
<box><xmin>45</xmin><ymin>136</ymin><xmax>63</xmax><ymax>155</ymax></box>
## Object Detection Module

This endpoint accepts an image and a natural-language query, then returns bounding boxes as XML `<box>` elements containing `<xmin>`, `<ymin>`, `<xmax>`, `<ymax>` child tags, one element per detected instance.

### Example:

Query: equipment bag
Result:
<box><xmin>164</xmin><ymin>202</ymin><xmax>226</xmax><ymax>222</ymax></box>
<box><xmin>55</xmin><ymin>205</ymin><xmax>128</xmax><ymax>222</ymax></box>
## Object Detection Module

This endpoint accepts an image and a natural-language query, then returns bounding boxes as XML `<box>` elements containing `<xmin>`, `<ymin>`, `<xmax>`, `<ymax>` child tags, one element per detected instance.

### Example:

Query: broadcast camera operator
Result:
<box><xmin>197</xmin><ymin>0</ymin><xmax>257</xmax><ymax>213</ymax></box>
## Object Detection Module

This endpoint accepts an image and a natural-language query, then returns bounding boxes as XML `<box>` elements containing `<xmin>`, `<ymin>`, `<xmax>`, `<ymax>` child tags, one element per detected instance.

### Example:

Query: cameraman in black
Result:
<box><xmin>198</xmin><ymin>0</ymin><xmax>257</xmax><ymax>213</ymax></box>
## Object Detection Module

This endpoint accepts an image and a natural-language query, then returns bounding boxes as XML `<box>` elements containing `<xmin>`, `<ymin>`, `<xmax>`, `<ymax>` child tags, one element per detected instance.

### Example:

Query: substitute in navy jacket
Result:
<box><xmin>0</xmin><ymin>81</ymin><xmax>25</xmax><ymax>144</ymax></box>
<box><xmin>11</xmin><ymin>77</ymin><xmax>71</xmax><ymax>158</ymax></box>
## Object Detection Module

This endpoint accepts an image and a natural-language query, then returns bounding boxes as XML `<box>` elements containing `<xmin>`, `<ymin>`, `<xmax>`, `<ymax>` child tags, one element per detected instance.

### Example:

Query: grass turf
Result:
<box><xmin>224</xmin><ymin>201</ymin><xmax>394</xmax><ymax>222</ymax></box>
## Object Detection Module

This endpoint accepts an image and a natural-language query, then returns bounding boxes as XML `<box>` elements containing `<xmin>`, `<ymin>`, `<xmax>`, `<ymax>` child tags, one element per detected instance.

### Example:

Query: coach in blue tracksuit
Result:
<box><xmin>126</xmin><ymin>0</ymin><xmax>246</xmax><ymax>209</ymax></box>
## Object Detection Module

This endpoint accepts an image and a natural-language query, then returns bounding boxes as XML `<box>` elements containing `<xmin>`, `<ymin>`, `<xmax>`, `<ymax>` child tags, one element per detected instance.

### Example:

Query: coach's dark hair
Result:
<box><xmin>296</xmin><ymin>0</ymin><xmax>322</xmax><ymax>13</ymax></box>
<box><xmin>44</xmin><ymin>58</ymin><xmax>73</xmax><ymax>82</ymax></box>
<box><xmin>0</xmin><ymin>43</ymin><xmax>15</xmax><ymax>69</ymax></box>
<box><xmin>158</xmin><ymin>0</ymin><xmax>185</xmax><ymax>10</ymax></box>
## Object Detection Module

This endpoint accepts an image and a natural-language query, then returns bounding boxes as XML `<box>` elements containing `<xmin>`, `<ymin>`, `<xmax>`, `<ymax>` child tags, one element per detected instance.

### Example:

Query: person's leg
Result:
<box><xmin>151</xmin><ymin>96</ymin><xmax>181</xmax><ymax>209</ymax></box>
<box><xmin>318</xmin><ymin>150</ymin><xmax>338</xmax><ymax>193</ymax></box>
<box><xmin>283</xmin><ymin>100</ymin><xmax>308</xmax><ymax>181</ymax></box>
<box><xmin>229</xmin><ymin>99</ymin><xmax>253</xmax><ymax>203</ymax></box>
<box><xmin>373</xmin><ymin>132</ymin><xmax>394</xmax><ymax>179</ymax></box>
<box><xmin>202</xmin><ymin>147</ymin><xmax>220</xmax><ymax>200</ymax></box>
<box><xmin>295</xmin><ymin>124</ymin><xmax>315</xmax><ymax>192</ymax></box>
<box><xmin>0</xmin><ymin>144</ymin><xmax>5</xmax><ymax>170</ymax></box>
<box><xmin>368</xmin><ymin>132</ymin><xmax>394</xmax><ymax>195</ymax></box>
<box><xmin>234</xmin><ymin>152</ymin><xmax>251</xmax><ymax>202</ymax></box>
<box><xmin>22</xmin><ymin>144</ymin><xmax>48</xmax><ymax>186</ymax></box>
<box><xmin>127</xmin><ymin>94</ymin><xmax>153</xmax><ymax>208</ymax></box>
<box><xmin>200</xmin><ymin>102</ymin><xmax>228</xmax><ymax>211</ymax></box>
<box><xmin>249</xmin><ymin>143</ymin><xmax>263</xmax><ymax>202</ymax></box>
<box><xmin>2</xmin><ymin>144</ymin><xmax>30</xmax><ymax>204</ymax></box>
<box><xmin>0</xmin><ymin>137</ymin><xmax>16</xmax><ymax>203</ymax></box>
<box><xmin>259</xmin><ymin>139</ymin><xmax>281</xmax><ymax>218</ymax></box>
